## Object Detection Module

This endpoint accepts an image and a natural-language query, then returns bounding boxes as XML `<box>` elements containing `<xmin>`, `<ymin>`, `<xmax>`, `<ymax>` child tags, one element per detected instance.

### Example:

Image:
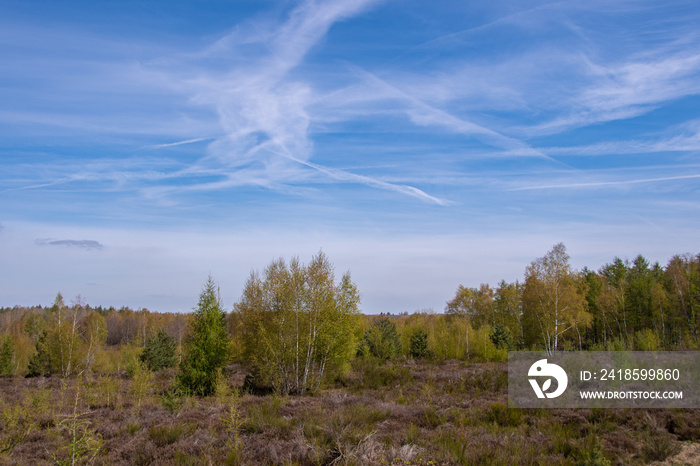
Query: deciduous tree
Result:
<box><xmin>234</xmin><ymin>252</ymin><xmax>360</xmax><ymax>395</ymax></box>
<box><xmin>522</xmin><ymin>243</ymin><xmax>590</xmax><ymax>355</ymax></box>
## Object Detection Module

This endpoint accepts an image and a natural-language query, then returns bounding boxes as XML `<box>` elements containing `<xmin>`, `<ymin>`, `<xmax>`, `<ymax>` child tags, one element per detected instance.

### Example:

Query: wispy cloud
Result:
<box><xmin>269</xmin><ymin>147</ymin><xmax>453</xmax><ymax>205</ymax></box>
<box><xmin>139</xmin><ymin>0</ymin><xmax>456</xmax><ymax>204</ymax></box>
<box><xmin>145</xmin><ymin>138</ymin><xmax>213</xmax><ymax>149</ymax></box>
<box><xmin>394</xmin><ymin>1</ymin><xmax>571</xmax><ymax>60</ymax></box>
<box><xmin>510</xmin><ymin>174</ymin><xmax>700</xmax><ymax>191</ymax></box>
<box><xmin>533</xmin><ymin>52</ymin><xmax>700</xmax><ymax>134</ymax></box>
<box><xmin>492</xmin><ymin>118</ymin><xmax>700</xmax><ymax>158</ymax></box>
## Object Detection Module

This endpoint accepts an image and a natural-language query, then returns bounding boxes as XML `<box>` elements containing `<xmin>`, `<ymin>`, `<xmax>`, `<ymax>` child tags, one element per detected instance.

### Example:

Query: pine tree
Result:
<box><xmin>0</xmin><ymin>335</ymin><xmax>13</xmax><ymax>376</ymax></box>
<box><xmin>27</xmin><ymin>331</ymin><xmax>52</xmax><ymax>377</ymax></box>
<box><xmin>140</xmin><ymin>329</ymin><xmax>177</xmax><ymax>371</ymax></box>
<box><xmin>489</xmin><ymin>324</ymin><xmax>513</xmax><ymax>350</ymax></box>
<box><xmin>177</xmin><ymin>276</ymin><xmax>230</xmax><ymax>396</ymax></box>
<box><xmin>362</xmin><ymin>317</ymin><xmax>402</xmax><ymax>359</ymax></box>
<box><xmin>409</xmin><ymin>328</ymin><xmax>430</xmax><ymax>358</ymax></box>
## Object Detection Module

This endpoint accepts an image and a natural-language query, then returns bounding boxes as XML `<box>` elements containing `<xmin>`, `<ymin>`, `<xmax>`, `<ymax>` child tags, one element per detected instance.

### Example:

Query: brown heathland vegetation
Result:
<box><xmin>1</xmin><ymin>359</ymin><xmax>699</xmax><ymax>465</ymax></box>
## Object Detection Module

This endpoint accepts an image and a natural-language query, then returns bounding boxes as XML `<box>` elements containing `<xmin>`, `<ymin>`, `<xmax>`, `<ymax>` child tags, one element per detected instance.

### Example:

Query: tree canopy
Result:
<box><xmin>233</xmin><ymin>251</ymin><xmax>361</xmax><ymax>395</ymax></box>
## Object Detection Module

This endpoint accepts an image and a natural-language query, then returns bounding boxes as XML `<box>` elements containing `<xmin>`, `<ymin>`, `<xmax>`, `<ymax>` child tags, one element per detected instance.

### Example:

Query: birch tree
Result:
<box><xmin>234</xmin><ymin>252</ymin><xmax>360</xmax><ymax>395</ymax></box>
<box><xmin>44</xmin><ymin>293</ymin><xmax>87</xmax><ymax>377</ymax></box>
<box><xmin>522</xmin><ymin>243</ymin><xmax>589</xmax><ymax>355</ymax></box>
<box><xmin>665</xmin><ymin>254</ymin><xmax>700</xmax><ymax>345</ymax></box>
<box><xmin>445</xmin><ymin>285</ymin><xmax>476</xmax><ymax>358</ymax></box>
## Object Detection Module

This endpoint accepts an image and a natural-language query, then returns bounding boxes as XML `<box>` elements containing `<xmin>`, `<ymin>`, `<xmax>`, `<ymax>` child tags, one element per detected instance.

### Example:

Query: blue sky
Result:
<box><xmin>1</xmin><ymin>0</ymin><xmax>699</xmax><ymax>313</ymax></box>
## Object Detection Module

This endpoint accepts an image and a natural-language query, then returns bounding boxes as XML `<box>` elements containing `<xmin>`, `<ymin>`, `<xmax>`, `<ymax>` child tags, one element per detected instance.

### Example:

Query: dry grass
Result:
<box><xmin>0</xmin><ymin>360</ymin><xmax>698</xmax><ymax>465</ymax></box>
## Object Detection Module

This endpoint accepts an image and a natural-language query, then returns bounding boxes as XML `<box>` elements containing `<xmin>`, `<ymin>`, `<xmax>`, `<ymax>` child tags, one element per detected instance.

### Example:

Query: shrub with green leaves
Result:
<box><xmin>139</xmin><ymin>329</ymin><xmax>177</xmax><ymax>371</ymax></box>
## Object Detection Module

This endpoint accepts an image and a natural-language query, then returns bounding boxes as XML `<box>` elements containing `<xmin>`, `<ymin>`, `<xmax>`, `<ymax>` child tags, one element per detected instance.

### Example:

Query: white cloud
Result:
<box><xmin>528</xmin><ymin>51</ymin><xmax>700</xmax><ymax>134</ymax></box>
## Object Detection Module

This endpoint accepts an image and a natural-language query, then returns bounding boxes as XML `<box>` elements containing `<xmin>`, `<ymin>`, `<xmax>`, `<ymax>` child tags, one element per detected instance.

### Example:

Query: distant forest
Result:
<box><xmin>1</xmin><ymin>244</ymin><xmax>698</xmax><ymax>378</ymax></box>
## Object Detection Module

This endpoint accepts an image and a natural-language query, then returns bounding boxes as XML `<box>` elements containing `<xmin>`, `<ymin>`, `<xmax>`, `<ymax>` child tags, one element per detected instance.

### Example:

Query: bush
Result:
<box><xmin>641</xmin><ymin>433</ymin><xmax>681</xmax><ymax>462</ymax></box>
<box><xmin>634</xmin><ymin>329</ymin><xmax>661</xmax><ymax>351</ymax></box>
<box><xmin>576</xmin><ymin>436</ymin><xmax>611</xmax><ymax>466</ymax></box>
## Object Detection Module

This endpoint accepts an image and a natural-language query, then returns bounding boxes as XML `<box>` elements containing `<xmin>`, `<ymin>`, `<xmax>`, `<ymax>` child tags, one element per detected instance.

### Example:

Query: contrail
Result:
<box><xmin>509</xmin><ymin>174</ymin><xmax>700</xmax><ymax>191</ymax></box>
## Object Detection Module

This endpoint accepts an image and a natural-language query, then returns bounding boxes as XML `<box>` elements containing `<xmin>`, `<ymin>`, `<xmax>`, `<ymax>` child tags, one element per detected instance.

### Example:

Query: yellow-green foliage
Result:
<box><xmin>121</xmin><ymin>343</ymin><xmax>144</xmax><ymax>375</ymax></box>
<box><xmin>429</xmin><ymin>316</ymin><xmax>468</xmax><ymax>360</ymax></box>
<box><xmin>91</xmin><ymin>346</ymin><xmax>122</xmax><ymax>374</ymax></box>
<box><xmin>235</xmin><ymin>252</ymin><xmax>361</xmax><ymax>395</ymax></box>
<box><xmin>469</xmin><ymin>325</ymin><xmax>507</xmax><ymax>362</ymax></box>
<box><xmin>381</xmin><ymin>313</ymin><xmax>508</xmax><ymax>362</ymax></box>
<box><xmin>130</xmin><ymin>362</ymin><xmax>155</xmax><ymax>411</ymax></box>
<box><xmin>1</xmin><ymin>332</ymin><xmax>34</xmax><ymax>376</ymax></box>
<box><xmin>96</xmin><ymin>374</ymin><xmax>121</xmax><ymax>409</ymax></box>
<box><xmin>0</xmin><ymin>400</ymin><xmax>35</xmax><ymax>454</ymax></box>
<box><xmin>397</xmin><ymin>314</ymin><xmax>427</xmax><ymax>357</ymax></box>
<box><xmin>634</xmin><ymin>329</ymin><xmax>662</xmax><ymax>351</ymax></box>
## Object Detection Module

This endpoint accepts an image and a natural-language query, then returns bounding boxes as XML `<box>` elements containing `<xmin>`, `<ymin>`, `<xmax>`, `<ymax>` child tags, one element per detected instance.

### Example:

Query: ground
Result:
<box><xmin>1</xmin><ymin>359</ymin><xmax>699</xmax><ymax>465</ymax></box>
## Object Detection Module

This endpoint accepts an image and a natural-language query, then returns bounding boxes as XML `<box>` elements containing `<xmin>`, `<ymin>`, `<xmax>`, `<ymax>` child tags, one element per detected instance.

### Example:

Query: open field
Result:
<box><xmin>1</xmin><ymin>359</ymin><xmax>699</xmax><ymax>465</ymax></box>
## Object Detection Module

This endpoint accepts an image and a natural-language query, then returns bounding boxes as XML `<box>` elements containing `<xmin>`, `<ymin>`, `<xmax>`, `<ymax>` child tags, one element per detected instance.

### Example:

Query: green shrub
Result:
<box><xmin>160</xmin><ymin>386</ymin><xmax>189</xmax><ymax>414</ymax></box>
<box><xmin>641</xmin><ymin>433</ymin><xmax>680</xmax><ymax>462</ymax></box>
<box><xmin>634</xmin><ymin>329</ymin><xmax>661</xmax><ymax>351</ymax></box>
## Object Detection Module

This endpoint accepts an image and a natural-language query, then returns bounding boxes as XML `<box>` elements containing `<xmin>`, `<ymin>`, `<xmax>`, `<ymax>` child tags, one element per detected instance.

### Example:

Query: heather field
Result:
<box><xmin>1</xmin><ymin>359</ymin><xmax>699</xmax><ymax>465</ymax></box>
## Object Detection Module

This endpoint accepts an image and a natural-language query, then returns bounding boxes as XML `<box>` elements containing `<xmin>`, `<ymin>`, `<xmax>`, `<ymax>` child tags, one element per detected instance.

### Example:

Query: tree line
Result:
<box><xmin>1</xmin><ymin>246</ymin><xmax>698</xmax><ymax>394</ymax></box>
<box><xmin>445</xmin><ymin>243</ymin><xmax>700</xmax><ymax>355</ymax></box>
